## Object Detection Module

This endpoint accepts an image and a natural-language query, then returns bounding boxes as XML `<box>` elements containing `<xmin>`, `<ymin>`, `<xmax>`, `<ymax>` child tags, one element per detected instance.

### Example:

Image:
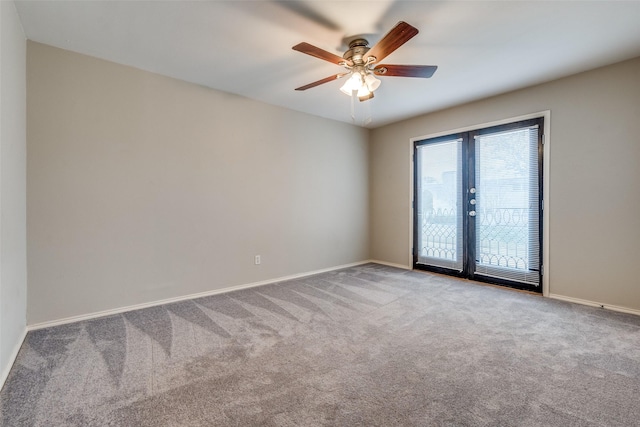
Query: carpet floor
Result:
<box><xmin>1</xmin><ymin>263</ymin><xmax>640</xmax><ymax>426</ymax></box>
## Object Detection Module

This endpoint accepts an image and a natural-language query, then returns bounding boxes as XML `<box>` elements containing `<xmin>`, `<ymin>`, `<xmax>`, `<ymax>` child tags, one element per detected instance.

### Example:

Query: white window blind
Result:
<box><xmin>474</xmin><ymin>125</ymin><xmax>540</xmax><ymax>286</ymax></box>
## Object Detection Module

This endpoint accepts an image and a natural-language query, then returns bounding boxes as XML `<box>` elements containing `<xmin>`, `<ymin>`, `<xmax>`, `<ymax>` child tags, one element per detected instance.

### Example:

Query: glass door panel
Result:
<box><xmin>415</xmin><ymin>138</ymin><xmax>464</xmax><ymax>271</ymax></box>
<box><xmin>414</xmin><ymin>118</ymin><xmax>543</xmax><ymax>292</ymax></box>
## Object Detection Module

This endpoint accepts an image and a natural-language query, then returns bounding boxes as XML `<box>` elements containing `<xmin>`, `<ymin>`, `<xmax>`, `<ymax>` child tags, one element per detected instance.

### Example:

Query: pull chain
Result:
<box><xmin>350</xmin><ymin>89</ymin><xmax>357</xmax><ymax>122</ymax></box>
<box><xmin>363</xmin><ymin>99</ymin><xmax>372</xmax><ymax>126</ymax></box>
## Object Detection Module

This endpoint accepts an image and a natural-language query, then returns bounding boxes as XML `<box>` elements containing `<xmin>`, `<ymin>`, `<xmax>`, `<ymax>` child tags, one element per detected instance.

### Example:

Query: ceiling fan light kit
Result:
<box><xmin>293</xmin><ymin>21</ymin><xmax>438</xmax><ymax>103</ymax></box>
<box><xmin>338</xmin><ymin>70</ymin><xmax>381</xmax><ymax>99</ymax></box>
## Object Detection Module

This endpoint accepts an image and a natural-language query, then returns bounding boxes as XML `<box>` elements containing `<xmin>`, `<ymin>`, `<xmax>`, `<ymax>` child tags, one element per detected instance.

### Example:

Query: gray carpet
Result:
<box><xmin>2</xmin><ymin>263</ymin><xmax>640</xmax><ymax>426</ymax></box>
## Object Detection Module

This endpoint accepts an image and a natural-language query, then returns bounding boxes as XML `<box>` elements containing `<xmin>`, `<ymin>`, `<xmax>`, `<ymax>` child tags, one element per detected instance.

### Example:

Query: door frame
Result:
<box><xmin>408</xmin><ymin>111</ymin><xmax>551</xmax><ymax>296</ymax></box>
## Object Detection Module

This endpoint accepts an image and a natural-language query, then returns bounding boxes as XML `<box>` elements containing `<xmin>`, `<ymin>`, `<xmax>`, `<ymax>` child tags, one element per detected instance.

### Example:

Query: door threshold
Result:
<box><xmin>412</xmin><ymin>268</ymin><xmax>542</xmax><ymax>296</ymax></box>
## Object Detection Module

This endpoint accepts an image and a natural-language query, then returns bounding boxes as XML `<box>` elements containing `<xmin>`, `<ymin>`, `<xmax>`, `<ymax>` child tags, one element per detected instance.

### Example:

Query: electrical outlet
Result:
<box><xmin>254</xmin><ymin>255</ymin><xmax>261</xmax><ymax>265</ymax></box>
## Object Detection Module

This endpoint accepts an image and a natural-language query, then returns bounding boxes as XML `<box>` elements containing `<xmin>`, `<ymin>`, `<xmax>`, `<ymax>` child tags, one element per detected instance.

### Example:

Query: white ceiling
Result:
<box><xmin>14</xmin><ymin>0</ymin><xmax>640</xmax><ymax>128</ymax></box>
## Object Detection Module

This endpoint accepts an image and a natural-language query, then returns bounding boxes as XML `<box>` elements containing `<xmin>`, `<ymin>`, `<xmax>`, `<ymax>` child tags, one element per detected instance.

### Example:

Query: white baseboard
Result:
<box><xmin>1</xmin><ymin>327</ymin><xmax>28</xmax><ymax>391</ymax></box>
<box><xmin>368</xmin><ymin>259</ymin><xmax>411</xmax><ymax>270</ymax></box>
<box><xmin>548</xmin><ymin>293</ymin><xmax>640</xmax><ymax>317</ymax></box>
<box><xmin>27</xmin><ymin>260</ymin><xmax>374</xmax><ymax>331</ymax></box>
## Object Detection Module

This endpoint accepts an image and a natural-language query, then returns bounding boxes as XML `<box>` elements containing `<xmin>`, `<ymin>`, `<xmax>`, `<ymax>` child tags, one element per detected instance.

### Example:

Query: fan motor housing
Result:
<box><xmin>343</xmin><ymin>38</ymin><xmax>370</xmax><ymax>65</ymax></box>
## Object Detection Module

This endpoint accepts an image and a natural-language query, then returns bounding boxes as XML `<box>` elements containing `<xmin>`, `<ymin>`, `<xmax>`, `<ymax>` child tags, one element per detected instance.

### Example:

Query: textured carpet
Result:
<box><xmin>1</xmin><ymin>263</ymin><xmax>640</xmax><ymax>426</ymax></box>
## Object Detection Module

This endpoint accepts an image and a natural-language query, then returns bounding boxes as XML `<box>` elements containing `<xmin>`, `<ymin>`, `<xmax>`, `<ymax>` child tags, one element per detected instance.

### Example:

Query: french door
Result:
<box><xmin>413</xmin><ymin>118</ymin><xmax>543</xmax><ymax>292</ymax></box>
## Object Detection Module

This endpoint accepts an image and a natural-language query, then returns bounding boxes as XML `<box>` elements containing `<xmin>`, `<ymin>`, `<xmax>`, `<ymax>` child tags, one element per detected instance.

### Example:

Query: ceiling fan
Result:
<box><xmin>292</xmin><ymin>21</ymin><xmax>437</xmax><ymax>102</ymax></box>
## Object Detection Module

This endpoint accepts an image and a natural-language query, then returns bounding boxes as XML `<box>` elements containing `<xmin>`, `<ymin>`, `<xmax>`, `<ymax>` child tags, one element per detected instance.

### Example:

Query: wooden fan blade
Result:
<box><xmin>295</xmin><ymin>73</ymin><xmax>347</xmax><ymax>91</ymax></box>
<box><xmin>364</xmin><ymin>21</ymin><xmax>419</xmax><ymax>64</ymax></box>
<box><xmin>293</xmin><ymin>42</ymin><xmax>347</xmax><ymax>65</ymax></box>
<box><xmin>373</xmin><ymin>64</ymin><xmax>438</xmax><ymax>78</ymax></box>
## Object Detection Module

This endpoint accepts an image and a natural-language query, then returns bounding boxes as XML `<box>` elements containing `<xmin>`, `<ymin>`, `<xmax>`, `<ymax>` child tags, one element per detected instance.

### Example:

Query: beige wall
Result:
<box><xmin>27</xmin><ymin>42</ymin><xmax>370</xmax><ymax>324</ymax></box>
<box><xmin>24</xmin><ymin>39</ymin><xmax>640</xmax><ymax>324</ymax></box>
<box><xmin>0</xmin><ymin>1</ymin><xmax>27</xmax><ymax>381</ymax></box>
<box><xmin>370</xmin><ymin>56</ymin><xmax>640</xmax><ymax>311</ymax></box>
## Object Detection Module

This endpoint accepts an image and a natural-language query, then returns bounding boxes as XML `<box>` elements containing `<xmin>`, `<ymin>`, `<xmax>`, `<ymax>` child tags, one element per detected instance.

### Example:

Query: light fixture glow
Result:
<box><xmin>340</xmin><ymin>70</ymin><xmax>380</xmax><ymax>97</ymax></box>
<box><xmin>364</xmin><ymin>74</ymin><xmax>381</xmax><ymax>92</ymax></box>
<box><xmin>339</xmin><ymin>72</ymin><xmax>363</xmax><ymax>95</ymax></box>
